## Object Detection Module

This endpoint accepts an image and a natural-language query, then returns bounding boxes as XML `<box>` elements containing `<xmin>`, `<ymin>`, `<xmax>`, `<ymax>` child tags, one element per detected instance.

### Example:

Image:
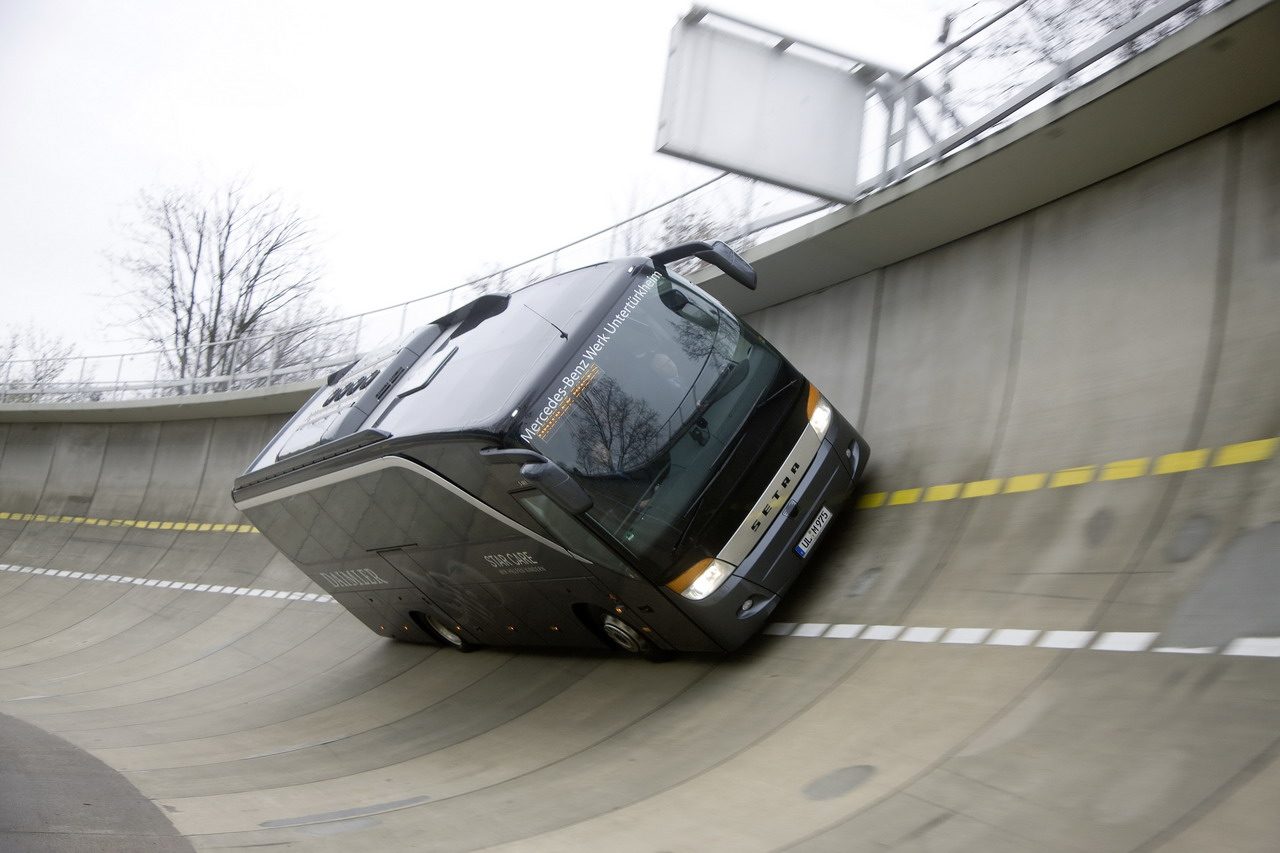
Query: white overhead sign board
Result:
<box><xmin>657</xmin><ymin>14</ymin><xmax>868</xmax><ymax>203</ymax></box>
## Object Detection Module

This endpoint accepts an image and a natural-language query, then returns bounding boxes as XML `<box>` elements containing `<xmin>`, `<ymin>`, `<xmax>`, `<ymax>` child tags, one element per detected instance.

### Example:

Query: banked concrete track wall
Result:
<box><xmin>1</xmin><ymin>106</ymin><xmax>1278</xmax><ymax>853</ymax></box>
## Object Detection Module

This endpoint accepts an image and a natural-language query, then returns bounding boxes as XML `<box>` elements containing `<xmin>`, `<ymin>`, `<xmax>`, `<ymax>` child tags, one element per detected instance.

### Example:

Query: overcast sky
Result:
<box><xmin>0</xmin><ymin>0</ymin><xmax>942</xmax><ymax>354</ymax></box>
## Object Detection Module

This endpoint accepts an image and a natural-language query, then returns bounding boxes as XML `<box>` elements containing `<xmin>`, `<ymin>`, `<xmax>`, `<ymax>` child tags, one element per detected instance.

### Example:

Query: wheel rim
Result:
<box><xmin>601</xmin><ymin>614</ymin><xmax>645</xmax><ymax>653</ymax></box>
<box><xmin>427</xmin><ymin>614</ymin><xmax>465</xmax><ymax>648</ymax></box>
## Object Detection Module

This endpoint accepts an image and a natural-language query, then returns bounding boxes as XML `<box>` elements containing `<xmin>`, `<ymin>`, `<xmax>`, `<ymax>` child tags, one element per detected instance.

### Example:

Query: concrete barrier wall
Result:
<box><xmin>0</xmin><ymin>101</ymin><xmax>1276</xmax><ymax>851</ymax></box>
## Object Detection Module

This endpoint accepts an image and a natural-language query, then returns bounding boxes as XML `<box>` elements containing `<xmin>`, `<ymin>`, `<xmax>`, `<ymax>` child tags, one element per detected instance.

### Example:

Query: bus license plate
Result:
<box><xmin>795</xmin><ymin>507</ymin><xmax>832</xmax><ymax>557</ymax></box>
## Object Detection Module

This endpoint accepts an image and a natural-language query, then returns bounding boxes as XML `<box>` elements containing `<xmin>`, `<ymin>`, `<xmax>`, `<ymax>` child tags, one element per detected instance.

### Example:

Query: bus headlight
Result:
<box><xmin>667</xmin><ymin>557</ymin><xmax>736</xmax><ymax>600</ymax></box>
<box><xmin>807</xmin><ymin>386</ymin><xmax>833</xmax><ymax>438</ymax></box>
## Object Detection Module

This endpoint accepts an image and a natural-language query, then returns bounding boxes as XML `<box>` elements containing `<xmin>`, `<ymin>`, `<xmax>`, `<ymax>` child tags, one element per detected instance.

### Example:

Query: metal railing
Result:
<box><xmin>2</xmin><ymin>0</ymin><xmax>1231</xmax><ymax>405</ymax></box>
<box><xmin>685</xmin><ymin>0</ymin><xmax>1227</xmax><ymax>196</ymax></box>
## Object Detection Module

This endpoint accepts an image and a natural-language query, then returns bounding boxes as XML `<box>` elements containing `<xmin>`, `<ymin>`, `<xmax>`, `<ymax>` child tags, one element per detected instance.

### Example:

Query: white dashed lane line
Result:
<box><xmin>762</xmin><ymin>621</ymin><xmax>1280</xmax><ymax>658</ymax></box>
<box><xmin>1224</xmin><ymin>637</ymin><xmax>1280</xmax><ymax>657</ymax></box>
<box><xmin>4</xmin><ymin>562</ymin><xmax>1277</xmax><ymax>659</ymax></box>
<box><xmin>0</xmin><ymin>562</ymin><xmax>332</xmax><ymax>603</ymax></box>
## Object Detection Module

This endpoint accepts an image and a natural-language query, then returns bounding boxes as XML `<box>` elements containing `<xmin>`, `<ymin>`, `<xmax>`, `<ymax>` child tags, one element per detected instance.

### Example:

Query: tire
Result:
<box><xmin>411</xmin><ymin>610</ymin><xmax>477</xmax><ymax>652</ymax></box>
<box><xmin>600</xmin><ymin>613</ymin><xmax>671</xmax><ymax>660</ymax></box>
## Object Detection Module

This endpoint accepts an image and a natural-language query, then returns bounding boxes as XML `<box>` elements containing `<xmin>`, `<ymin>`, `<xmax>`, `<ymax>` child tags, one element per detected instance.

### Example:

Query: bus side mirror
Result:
<box><xmin>519</xmin><ymin>462</ymin><xmax>593</xmax><ymax>515</ymax></box>
<box><xmin>651</xmin><ymin>240</ymin><xmax>757</xmax><ymax>290</ymax></box>
<box><xmin>659</xmin><ymin>288</ymin><xmax>689</xmax><ymax>312</ymax></box>
<box><xmin>479</xmin><ymin>446</ymin><xmax>592</xmax><ymax>514</ymax></box>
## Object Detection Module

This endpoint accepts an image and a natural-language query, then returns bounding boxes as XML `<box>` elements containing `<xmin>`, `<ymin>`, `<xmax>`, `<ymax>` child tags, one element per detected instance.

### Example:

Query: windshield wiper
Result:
<box><xmin>699</xmin><ymin>358</ymin><xmax>749</xmax><ymax>409</ymax></box>
<box><xmin>754</xmin><ymin>376</ymin><xmax>798</xmax><ymax>412</ymax></box>
<box><xmin>669</xmin><ymin>374</ymin><xmax>801</xmax><ymax>554</ymax></box>
<box><xmin>681</xmin><ymin>428</ymin><xmax>749</xmax><ymax>522</ymax></box>
<box><xmin>669</xmin><ymin>378</ymin><xmax>776</xmax><ymax>554</ymax></box>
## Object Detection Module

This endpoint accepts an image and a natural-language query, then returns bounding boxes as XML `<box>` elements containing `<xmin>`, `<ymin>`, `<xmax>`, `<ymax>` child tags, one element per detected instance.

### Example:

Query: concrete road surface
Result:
<box><xmin>0</xmin><ymin>56</ymin><xmax>1278</xmax><ymax>853</ymax></box>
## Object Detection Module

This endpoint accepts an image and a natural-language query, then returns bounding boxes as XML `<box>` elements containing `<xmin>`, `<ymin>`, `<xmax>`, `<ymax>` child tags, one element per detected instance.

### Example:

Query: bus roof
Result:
<box><xmin>236</xmin><ymin>259</ymin><xmax>643</xmax><ymax>488</ymax></box>
<box><xmin>381</xmin><ymin>261</ymin><xmax>633</xmax><ymax>435</ymax></box>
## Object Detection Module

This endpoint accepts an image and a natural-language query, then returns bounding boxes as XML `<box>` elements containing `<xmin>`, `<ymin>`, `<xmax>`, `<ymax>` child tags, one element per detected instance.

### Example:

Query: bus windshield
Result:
<box><xmin>519</xmin><ymin>271</ymin><xmax>783</xmax><ymax>568</ymax></box>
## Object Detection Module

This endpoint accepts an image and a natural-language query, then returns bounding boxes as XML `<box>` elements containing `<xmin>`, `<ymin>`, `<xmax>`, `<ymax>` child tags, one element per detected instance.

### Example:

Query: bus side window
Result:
<box><xmin>514</xmin><ymin>491</ymin><xmax>638</xmax><ymax>579</ymax></box>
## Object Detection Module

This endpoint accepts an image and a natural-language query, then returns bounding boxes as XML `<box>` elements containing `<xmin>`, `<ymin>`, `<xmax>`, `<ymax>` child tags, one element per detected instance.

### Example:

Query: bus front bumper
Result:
<box><xmin>673</xmin><ymin>414</ymin><xmax>868</xmax><ymax>651</ymax></box>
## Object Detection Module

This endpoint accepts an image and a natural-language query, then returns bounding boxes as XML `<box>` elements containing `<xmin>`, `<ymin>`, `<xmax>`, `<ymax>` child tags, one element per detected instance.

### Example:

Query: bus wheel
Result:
<box><xmin>599</xmin><ymin>614</ymin><xmax>655</xmax><ymax>653</ymax></box>
<box><xmin>412</xmin><ymin>611</ymin><xmax>476</xmax><ymax>652</ymax></box>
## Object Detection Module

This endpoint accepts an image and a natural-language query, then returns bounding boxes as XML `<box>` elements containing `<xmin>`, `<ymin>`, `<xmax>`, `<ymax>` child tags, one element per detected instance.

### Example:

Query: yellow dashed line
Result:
<box><xmin>962</xmin><ymin>479</ymin><xmax>1002</xmax><ymax>498</ymax></box>
<box><xmin>1050</xmin><ymin>466</ymin><xmax>1095</xmax><ymax>488</ymax></box>
<box><xmin>1004</xmin><ymin>473</ymin><xmax>1047</xmax><ymax>493</ymax></box>
<box><xmin>924</xmin><ymin>483</ymin><xmax>962</xmax><ymax>502</ymax></box>
<box><xmin>856</xmin><ymin>436</ymin><xmax>1275</xmax><ymax>511</ymax></box>
<box><xmin>1213</xmin><ymin>437</ymin><xmax>1276</xmax><ymax>467</ymax></box>
<box><xmin>2</xmin><ymin>438</ymin><xmax>1275</xmax><ymax>531</ymax></box>
<box><xmin>1154</xmin><ymin>448</ymin><xmax>1209</xmax><ymax>475</ymax></box>
<box><xmin>1100</xmin><ymin>457</ymin><xmax>1150</xmax><ymax>481</ymax></box>
<box><xmin>0</xmin><ymin>512</ymin><xmax>256</xmax><ymax>534</ymax></box>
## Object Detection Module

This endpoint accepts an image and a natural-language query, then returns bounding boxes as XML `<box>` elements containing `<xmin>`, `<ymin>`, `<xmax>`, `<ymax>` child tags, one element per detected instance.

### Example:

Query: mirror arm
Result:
<box><xmin>520</xmin><ymin>461</ymin><xmax>594</xmax><ymax>515</ymax></box>
<box><xmin>479</xmin><ymin>447</ymin><xmax>548</xmax><ymax>466</ymax></box>
<box><xmin>651</xmin><ymin>240</ymin><xmax>758</xmax><ymax>290</ymax></box>
<box><xmin>480</xmin><ymin>448</ymin><xmax>593</xmax><ymax>515</ymax></box>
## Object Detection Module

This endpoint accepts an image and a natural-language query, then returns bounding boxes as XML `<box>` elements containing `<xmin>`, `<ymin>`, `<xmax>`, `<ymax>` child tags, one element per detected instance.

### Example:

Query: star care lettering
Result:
<box><xmin>482</xmin><ymin>551</ymin><xmax>547</xmax><ymax>576</ymax></box>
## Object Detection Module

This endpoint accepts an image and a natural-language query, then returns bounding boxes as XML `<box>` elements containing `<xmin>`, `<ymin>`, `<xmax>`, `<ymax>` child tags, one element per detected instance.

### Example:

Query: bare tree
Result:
<box><xmin>572</xmin><ymin>376</ymin><xmax>661</xmax><ymax>475</ymax></box>
<box><xmin>116</xmin><ymin>183</ymin><xmax>349</xmax><ymax>391</ymax></box>
<box><xmin>465</xmin><ymin>261</ymin><xmax>545</xmax><ymax>297</ymax></box>
<box><xmin>653</xmin><ymin>200</ymin><xmax>725</xmax><ymax>253</ymax></box>
<box><xmin>617</xmin><ymin>187</ymin><xmax>759</xmax><ymax>277</ymax></box>
<box><xmin>0</xmin><ymin>325</ymin><xmax>82</xmax><ymax>403</ymax></box>
<box><xmin>461</xmin><ymin>181</ymin><xmax>766</xmax><ymax>312</ymax></box>
<box><xmin>936</xmin><ymin>0</ymin><xmax>1219</xmax><ymax>111</ymax></box>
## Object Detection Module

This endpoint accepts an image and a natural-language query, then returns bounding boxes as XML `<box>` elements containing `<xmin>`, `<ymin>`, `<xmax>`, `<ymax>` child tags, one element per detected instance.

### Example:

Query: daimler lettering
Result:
<box><xmin>319</xmin><ymin>568</ymin><xmax>388</xmax><ymax>588</ymax></box>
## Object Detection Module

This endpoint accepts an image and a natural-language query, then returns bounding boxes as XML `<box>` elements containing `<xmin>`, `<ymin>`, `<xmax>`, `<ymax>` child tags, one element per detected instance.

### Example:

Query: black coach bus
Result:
<box><xmin>231</xmin><ymin>242</ymin><xmax>868</xmax><ymax>655</ymax></box>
